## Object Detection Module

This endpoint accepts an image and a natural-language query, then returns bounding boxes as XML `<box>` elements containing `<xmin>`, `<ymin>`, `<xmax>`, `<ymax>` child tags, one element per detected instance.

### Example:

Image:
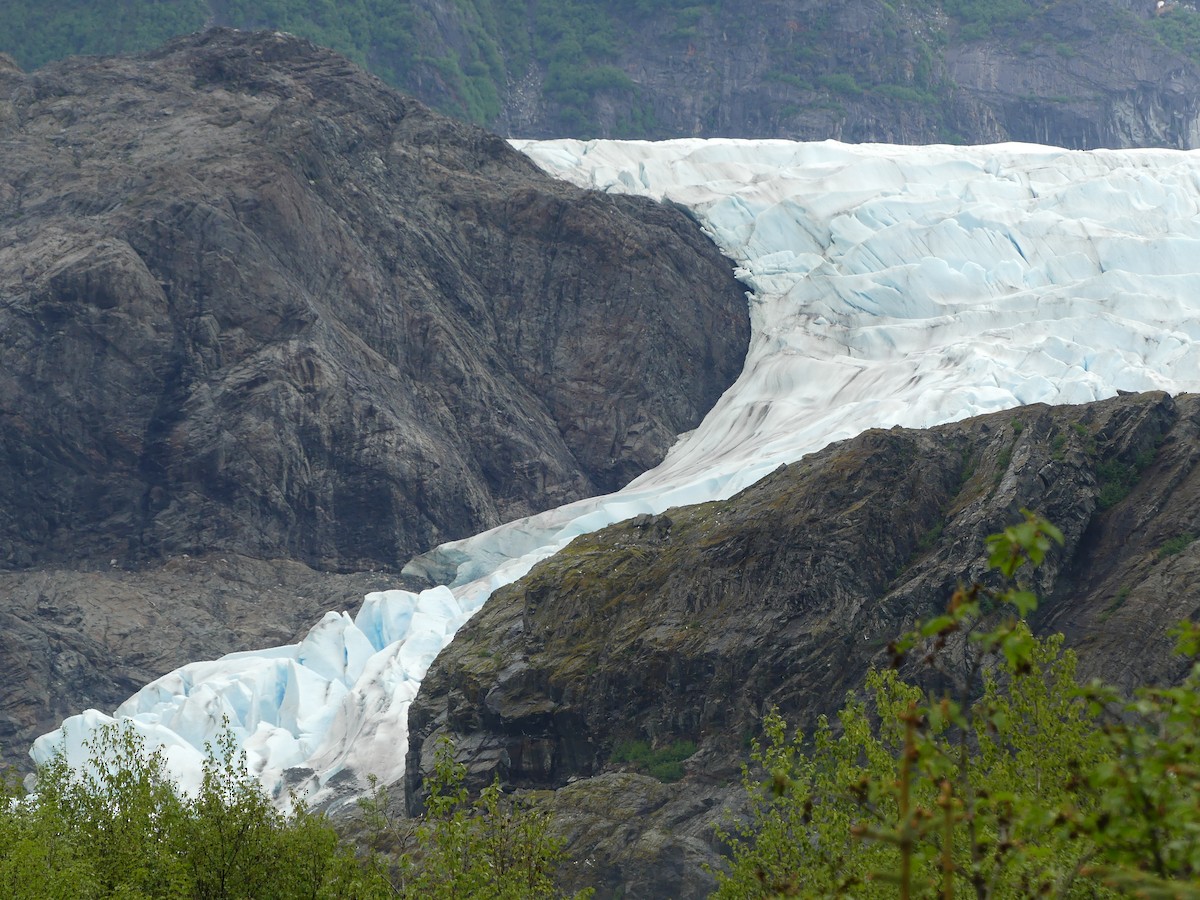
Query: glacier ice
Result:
<box><xmin>32</xmin><ymin>139</ymin><xmax>1200</xmax><ymax>806</ymax></box>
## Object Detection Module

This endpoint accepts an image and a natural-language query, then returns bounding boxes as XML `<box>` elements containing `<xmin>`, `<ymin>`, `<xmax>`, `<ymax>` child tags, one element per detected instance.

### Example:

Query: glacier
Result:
<box><xmin>32</xmin><ymin>139</ymin><xmax>1200</xmax><ymax>805</ymax></box>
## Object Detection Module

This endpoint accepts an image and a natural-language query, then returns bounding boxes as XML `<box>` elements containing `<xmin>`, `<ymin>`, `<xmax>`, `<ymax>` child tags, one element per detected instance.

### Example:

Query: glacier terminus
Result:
<box><xmin>33</xmin><ymin>139</ymin><xmax>1200</xmax><ymax>806</ymax></box>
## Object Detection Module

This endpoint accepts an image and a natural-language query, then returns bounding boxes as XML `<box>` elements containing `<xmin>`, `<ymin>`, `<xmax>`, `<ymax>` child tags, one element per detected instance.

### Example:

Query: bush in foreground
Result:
<box><xmin>0</xmin><ymin>723</ymin><xmax>586</xmax><ymax>898</ymax></box>
<box><xmin>0</xmin><ymin>724</ymin><xmax>370</xmax><ymax>899</ymax></box>
<box><xmin>716</xmin><ymin>512</ymin><xmax>1200</xmax><ymax>898</ymax></box>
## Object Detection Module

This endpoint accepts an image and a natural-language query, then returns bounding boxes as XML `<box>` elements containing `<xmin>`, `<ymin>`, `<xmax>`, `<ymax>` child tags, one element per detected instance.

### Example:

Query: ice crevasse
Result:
<box><xmin>33</xmin><ymin>139</ymin><xmax>1200</xmax><ymax>805</ymax></box>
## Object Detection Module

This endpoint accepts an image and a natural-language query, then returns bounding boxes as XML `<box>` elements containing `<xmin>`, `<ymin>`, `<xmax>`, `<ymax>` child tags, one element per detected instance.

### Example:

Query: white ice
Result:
<box><xmin>32</xmin><ymin>139</ymin><xmax>1200</xmax><ymax>806</ymax></box>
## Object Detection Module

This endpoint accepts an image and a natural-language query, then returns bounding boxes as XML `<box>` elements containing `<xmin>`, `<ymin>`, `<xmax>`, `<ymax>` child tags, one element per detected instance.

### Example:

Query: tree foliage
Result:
<box><xmin>0</xmin><ymin>0</ymin><xmax>209</xmax><ymax>70</ymax></box>
<box><xmin>359</xmin><ymin>738</ymin><xmax>590</xmax><ymax>899</ymax></box>
<box><xmin>715</xmin><ymin>511</ymin><xmax>1200</xmax><ymax>898</ymax></box>
<box><xmin>0</xmin><ymin>722</ymin><xmax>372</xmax><ymax>898</ymax></box>
<box><xmin>0</xmin><ymin>723</ymin><xmax>586</xmax><ymax>898</ymax></box>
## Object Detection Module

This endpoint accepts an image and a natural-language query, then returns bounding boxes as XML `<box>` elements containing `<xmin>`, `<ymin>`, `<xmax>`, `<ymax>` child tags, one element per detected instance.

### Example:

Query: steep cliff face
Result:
<box><xmin>407</xmin><ymin>391</ymin><xmax>1200</xmax><ymax>898</ymax></box>
<box><xmin>410</xmin><ymin>0</ymin><xmax>1200</xmax><ymax>148</ymax></box>
<box><xmin>942</xmin><ymin>1</ymin><xmax>1200</xmax><ymax>149</ymax></box>
<box><xmin>0</xmin><ymin>29</ymin><xmax>748</xmax><ymax>770</ymax></box>
<box><xmin>4</xmin><ymin>1</ymin><xmax>1199</xmax><ymax>147</ymax></box>
<box><xmin>0</xmin><ymin>29</ymin><xmax>749</xmax><ymax>574</ymax></box>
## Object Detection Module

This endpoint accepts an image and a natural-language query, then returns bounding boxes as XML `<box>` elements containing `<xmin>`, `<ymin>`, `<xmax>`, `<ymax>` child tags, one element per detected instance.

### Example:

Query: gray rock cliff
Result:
<box><xmin>0</xmin><ymin>29</ymin><xmax>749</xmax><ymax>573</ymax></box>
<box><xmin>0</xmin><ymin>29</ymin><xmax>749</xmax><ymax>769</ymax></box>
<box><xmin>4</xmin><ymin>2</ymin><xmax>1199</xmax><ymax>147</ymax></box>
<box><xmin>400</xmin><ymin>0</ymin><xmax>1200</xmax><ymax>149</ymax></box>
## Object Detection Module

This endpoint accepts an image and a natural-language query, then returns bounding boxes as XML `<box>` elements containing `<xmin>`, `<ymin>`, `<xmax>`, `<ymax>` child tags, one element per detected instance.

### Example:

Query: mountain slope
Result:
<box><xmin>9</xmin><ymin>30</ymin><xmax>1200</xmax><ymax>898</ymax></box>
<box><xmin>408</xmin><ymin>390</ymin><xmax>1200</xmax><ymax>898</ymax></box>
<box><xmin>0</xmin><ymin>29</ymin><xmax>749</xmax><ymax>573</ymax></box>
<box><xmin>33</xmin><ymin>132</ymin><xmax>1200</xmax><ymax>844</ymax></box>
<box><xmin>4</xmin><ymin>1</ymin><xmax>1200</xmax><ymax>146</ymax></box>
<box><xmin>0</xmin><ymin>29</ymin><xmax>749</xmax><ymax>770</ymax></box>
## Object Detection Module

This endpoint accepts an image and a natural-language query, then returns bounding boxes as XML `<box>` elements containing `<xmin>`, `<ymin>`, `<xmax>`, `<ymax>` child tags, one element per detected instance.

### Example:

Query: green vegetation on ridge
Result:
<box><xmin>715</xmin><ymin>512</ymin><xmax>1200</xmax><ymax>897</ymax></box>
<box><xmin>0</xmin><ymin>0</ymin><xmax>208</xmax><ymax>69</ymax></box>
<box><xmin>611</xmin><ymin>738</ymin><xmax>698</xmax><ymax>782</ymax></box>
<box><xmin>1152</xmin><ymin>5</ymin><xmax>1200</xmax><ymax>63</ymax></box>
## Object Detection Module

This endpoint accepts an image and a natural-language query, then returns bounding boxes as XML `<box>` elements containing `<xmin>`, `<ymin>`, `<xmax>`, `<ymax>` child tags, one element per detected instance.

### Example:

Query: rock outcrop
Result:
<box><xmin>0</xmin><ymin>30</ymin><xmax>749</xmax><ymax>769</ymax></box>
<box><xmin>0</xmin><ymin>29</ymin><xmax>749</xmax><ymax>574</ymax></box>
<box><xmin>407</xmin><ymin>391</ymin><xmax>1200</xmax><ymax>898</ymax></box>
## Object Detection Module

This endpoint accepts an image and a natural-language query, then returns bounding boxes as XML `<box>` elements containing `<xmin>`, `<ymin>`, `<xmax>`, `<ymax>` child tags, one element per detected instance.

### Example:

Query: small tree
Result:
<box><xmin>1071</xmin><ymin>620</ymin><xmax>1200</xmax><ymax>894</ymax></box>
<box><xmin>0</xmin><ymin>721</ymin><xmax>381</xmax><ymax>899</ymax></box>
<box><xmin>14</xmin><ymin>722</ymin><xmax>190</xmax><ymax>898</ymax></box>
<box><xmin>0</xmin><ymin>750</ymin><xmax>95</xmax><ymax>899</ymax></box>
<box><xmin>175</xmin><ymin>726</ymin><xmax>361</xmax><ymax>899</ymax></box>
<box><xmin>377</xmin><ymin>738</ymin><xmax>591</xmax><ymax>900</ymax></box>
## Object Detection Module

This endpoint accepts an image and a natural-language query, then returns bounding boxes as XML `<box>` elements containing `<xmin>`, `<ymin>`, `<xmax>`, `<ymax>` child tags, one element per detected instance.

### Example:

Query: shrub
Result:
<box><xmin>0</xmin><ymin>721</ymin><xmax>371</xmax><ymax>898</ymax></box>
<box><xmin>2</xmin><ymin>722</ymin><xmax>591</xmax><ymax>897</ymax></box>
<box><xmin>391</xmin><ymin>738</ymin><xmax>592</xmax><ymax>898</ymax></box>
<box><xmin>714</xmin><ymin>511</ymin><xmax>1200</xmax><ymax>896</ymax></box>
<box><xmin>1157</xmin><ymin>532</ymin><xmax>1196</xmax><ymax>558</ymax></box>
<box><xmin>817</xmin><ymin>73</ymin><xmax>863</xmax><ymax>96</ymax></box>
<box><xmin>612</xmin><ymin>738</ymin><xmax>698</xmax><ymax>782</ymax></box>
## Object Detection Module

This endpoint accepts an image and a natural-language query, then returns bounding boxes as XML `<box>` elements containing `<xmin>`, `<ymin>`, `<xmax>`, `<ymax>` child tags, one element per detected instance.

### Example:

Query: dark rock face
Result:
<box><xmin>943</xmin><ymin>1</ymin><xmax>1200</xmax><ymax>149</ymax></box>
<box><xmin>0</xmin><ymin>29</ymin><xmax>748</xmax><ymax>774</ymax></box>
<box><xmin>0</xmin><ymin>28</ymin><xmax>750</xmax><ymax>574</ymax></box>
<box><xmin>407</xmin><ymin>391</ymin><xmax>1200</xmax><ymax>898</ymax></box>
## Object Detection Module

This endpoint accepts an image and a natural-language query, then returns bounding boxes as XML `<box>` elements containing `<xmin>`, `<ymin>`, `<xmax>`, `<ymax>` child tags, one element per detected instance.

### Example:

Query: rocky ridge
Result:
<box><xmin>0</xmin><ymin>30</ymin><xmax>749</xmax><ymax>769</ymax></box>
<box><xmin>407</xmin><ymin>390</ymin><xmax>1200</xmax><ymax>898</ymax></box>
<box><xmin>0</xmin><ymin>28</ymin><xmax>749</xmax><ymax>575</ymax></box>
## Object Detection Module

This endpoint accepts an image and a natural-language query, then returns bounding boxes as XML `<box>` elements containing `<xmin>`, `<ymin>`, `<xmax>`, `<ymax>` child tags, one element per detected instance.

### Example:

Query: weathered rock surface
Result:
<box><xmin>0</xmin><ymin>28</ymin><xmax>750</xmax><ymax>574</ymax></box>
<box><xmin>407</xmin><ymin>391</ymin><xmax>1200</xmax><ymax>898</ymax></box>
<box><xmin>5</xmin><ymin>1</ymin><xmax>1199</xmax><ymax>147</ymax></box>
<box><xmin>0</xmin><ymin>30</ymin><xmax>748</xmax><ymax>769</ymax></box>
<box><xmin>942</xmin><ymin>0</ymin><xmax>1200</xmax><ymax>149</ymax></box>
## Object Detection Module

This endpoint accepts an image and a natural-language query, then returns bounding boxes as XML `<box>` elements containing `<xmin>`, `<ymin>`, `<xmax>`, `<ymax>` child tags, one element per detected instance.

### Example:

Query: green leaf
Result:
<box><xmin>920</xmin><ymin>615</ymin><xmax>957</xmax><ymax>637</ymax></box>
<box><xmin>1007</xmin><ymin>589</ymin><xmax>1039</xmax><ymax>617</ymax></box>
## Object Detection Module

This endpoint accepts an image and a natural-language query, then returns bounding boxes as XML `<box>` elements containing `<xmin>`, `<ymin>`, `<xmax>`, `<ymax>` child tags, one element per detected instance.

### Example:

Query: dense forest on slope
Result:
<box><xmin>3</xmin><ymin>1</ymin><xmax>1200</xmax><ymax>145</ymax></box>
